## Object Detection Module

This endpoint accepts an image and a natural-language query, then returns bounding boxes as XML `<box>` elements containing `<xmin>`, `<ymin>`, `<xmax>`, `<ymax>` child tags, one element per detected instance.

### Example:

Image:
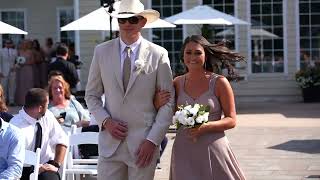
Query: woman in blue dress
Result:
<box><xmin>48</xmin><ymin>74</ymin><xmax>90</xmax><ymax>128</ymax></box>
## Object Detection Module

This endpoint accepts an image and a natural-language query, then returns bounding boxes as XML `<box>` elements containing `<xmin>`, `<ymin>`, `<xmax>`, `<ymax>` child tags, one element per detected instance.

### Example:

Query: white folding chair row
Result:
<box><xmin>24</xmin><ymin>148</ymin><xmax>41</xmax><ymax>180</ymax></box>
<box><xmin>61</xmin><ymin>125</ymin><xmax>99</xmax><ymax>180</ymax></box>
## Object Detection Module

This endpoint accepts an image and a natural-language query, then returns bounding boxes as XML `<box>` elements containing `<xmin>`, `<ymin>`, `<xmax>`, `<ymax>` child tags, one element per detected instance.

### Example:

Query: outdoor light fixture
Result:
<box><xmin>100</xmin><ymin>0</ymin><xmax>118</xmax><ymax>39</ymax></box>
<box><xmin>100</xmin><ymin>0</ymin><xmax>116</xmax><ymax>13</ymax></box>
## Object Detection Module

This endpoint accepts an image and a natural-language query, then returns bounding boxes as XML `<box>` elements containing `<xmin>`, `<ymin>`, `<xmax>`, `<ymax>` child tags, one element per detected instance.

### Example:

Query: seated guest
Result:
<box><xmin>0</xmin><ymin>118</ymin><xmax>25</xmax><ymax>179</ymax></box>
<box><xmin>10</xmin><ymin>88</ymin><xmax>68</xmax><ymax>180</ymax></box>
<box><xmin>0</xmin><ymin>84</ymin><xmax>13</xmax><ymax>122</ymax></box>
<box><xmin>48</xmin><ymin>74</ymin><xmax>90</xmax><ymax>128</ymax></box>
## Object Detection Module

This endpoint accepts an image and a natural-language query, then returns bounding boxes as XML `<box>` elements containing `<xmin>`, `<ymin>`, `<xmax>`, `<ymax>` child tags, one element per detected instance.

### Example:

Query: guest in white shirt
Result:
<box><xmin>0</xmin><ymin>39</ymin><xmax>17</xmax><ymax>105</ymax></box>
<box><xmin>10</xmin><ymin>88</ymin><xmax>68</xmax><ymax>180</ymax></box>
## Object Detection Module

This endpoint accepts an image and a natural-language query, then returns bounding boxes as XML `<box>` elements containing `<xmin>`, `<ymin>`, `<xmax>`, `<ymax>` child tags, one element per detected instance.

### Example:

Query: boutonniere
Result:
<box><xmin>134</xmin><ymin>59</ymin><xmax>146</xmax><ymax>73</ymax></box>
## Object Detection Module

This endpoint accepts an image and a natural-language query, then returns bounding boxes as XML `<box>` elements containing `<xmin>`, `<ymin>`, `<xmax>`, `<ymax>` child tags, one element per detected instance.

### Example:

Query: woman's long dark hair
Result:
<box><xmin>180</xmin><ymin>35</ymin><xmax>245</xmax><ymax>80</ymax></box>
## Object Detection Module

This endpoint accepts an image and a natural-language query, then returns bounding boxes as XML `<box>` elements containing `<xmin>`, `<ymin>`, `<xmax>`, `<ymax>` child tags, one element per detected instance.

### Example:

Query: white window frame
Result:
<box><xmin>0</xmin><ymin>8</ymin><xmax>27</xmax><ymax>46</ymax></box>
<box><xmin>249</xmin><ymin>0</ymin><xmax>286</xmax><ymax>75</ymax></box>
<box><xmin>297</xmin><ymin>0</ymin><xmax>320</xmax><ymax>70</ymax></box>
<box><xmin>247</xmin><ymin>1</ymin><xmax>252</xmax><ymax>75</ymax></box>
<box><xmin>56</xmin><ymin>6</ymin><xmax>74</xmax><ymax>44</ymax></box>
<box><xmin>203</xmin><ymin>0</ymin><xmax>237</xmax><ymax>50</ymax></box>
<box><xmin>150</xmin><ymin>0</ymin><xmax>185</xmax><ymax>75</ymax></box>
<box><xmin>283</xmin><ymin>0</ymin><xmax>288</xmax><ymax>75</ymax></box>
<box><xmin>295</xmin><ymin>0</ymin><xmax>300</xmax><ymax>71</ymax></box>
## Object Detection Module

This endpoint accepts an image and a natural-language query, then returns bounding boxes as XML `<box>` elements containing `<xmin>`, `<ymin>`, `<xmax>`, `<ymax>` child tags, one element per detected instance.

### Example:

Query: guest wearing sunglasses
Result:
<box><xmin>117</xmin><ymin>16</ymin><xmax>145</xmax><ymax>24</ymax></box>
<box><xmin>85</xmin><ymin>0</ymin><xmax>174</xmax><ymax>179</ymax></box>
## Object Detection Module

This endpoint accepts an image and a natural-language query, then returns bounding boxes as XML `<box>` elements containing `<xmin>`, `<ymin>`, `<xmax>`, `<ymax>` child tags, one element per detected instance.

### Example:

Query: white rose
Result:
<box><xmin>134</xmin><ymin>60</ymin><xmax>145</xmax><ymax>70</ymax></box>
<box><xmin>172</xmin><ymin>115</ymin><xmax>178</xmax><ymax>124</ymax></box>
<box><xmin>203</xmin><ymin>112</ymin><xmax>209</xmax><ymax>122</ymax></box>
<box><xmin>194</xmin><ymin>104</ymin><xmax>200</xmax><ymax>109</ymax></box>
<box><xmin>195</xmin><ymin>115</ymin><xmax>204</xmax><ymax>123</ymax></box>
<box><xmin>16</xmin><ymin>56</ymin><xmax>26</xmax><ymax>65</ymax></box>
<box><xmin>195</xmin><ymin>112</ymin><xmax>209</xmax><ymax>124</ymax></box>
<box><xmin>174</xmin><ymin>110</ymin><xmax>181</xmax><ymax>117</ymax></box>
<box><xmin>186</xmin><ymin>117</ymin><xmax>195</xmax><ymax>126</ymax></box>
<box><xmin>177</xmin><ymin>113</ymin><xmax>187</xmax><ymax>125</ymax></box>
<box><xmin>189</xmin><ymin>107</ymin><xmax>199</xmax><ymax>117</ymax></box>
<box><xmin>184</xmin><ymin>105</ymin><xmax>192</xmax><ymax>111</ymax></box>
<box><xmin>180</xmin><ymin>109</ymin><xmax>188</xmax><ymax>117</ymax></box>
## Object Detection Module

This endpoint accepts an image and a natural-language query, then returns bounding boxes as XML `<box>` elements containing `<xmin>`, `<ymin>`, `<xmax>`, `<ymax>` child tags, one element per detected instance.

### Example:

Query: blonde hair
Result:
<box><xmin>47</xmin><ymin>75</ymin><xmax>71</xmax><ymax>100</ymax></box>
<box><xmin>0</xmin><ymin>84</ymin><xmax>8</xmax><ymax>112</ymax></box>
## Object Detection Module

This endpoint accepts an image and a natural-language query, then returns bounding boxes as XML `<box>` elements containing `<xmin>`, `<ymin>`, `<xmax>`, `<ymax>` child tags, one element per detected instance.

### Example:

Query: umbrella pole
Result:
<box><xmin>109</xmin><ymin>17</ymin><xmax>113</xmax><ymax>40</ymax></box>
<box><xmin>100</xmin><ymin>0</ymin><xmax>115</xmax><ymax>40</ymax></box>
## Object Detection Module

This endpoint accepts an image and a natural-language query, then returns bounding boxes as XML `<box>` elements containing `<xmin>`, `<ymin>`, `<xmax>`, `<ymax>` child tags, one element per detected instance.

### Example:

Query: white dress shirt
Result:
<box><xmin>10</xmin><ymin>108</ymin><xmax>68</xmax><ymax>164</ymax></box>
<box><xmin>119</xmin><ymin>36</ymin><xmax>142</xmax><ymax>79</ymax></box>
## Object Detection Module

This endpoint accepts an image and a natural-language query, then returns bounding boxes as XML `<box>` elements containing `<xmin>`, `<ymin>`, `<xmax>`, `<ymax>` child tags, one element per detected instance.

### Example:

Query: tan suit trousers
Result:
<box><xmin>97</xmin><ymin>141</ymin><xmax>158</xmax><ymax>180</ymax></box>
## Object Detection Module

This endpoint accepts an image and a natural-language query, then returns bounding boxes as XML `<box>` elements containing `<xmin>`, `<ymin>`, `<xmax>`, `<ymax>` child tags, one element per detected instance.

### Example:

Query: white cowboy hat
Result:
<box><xmin>108</xmin><ymin>0</ymin><xmax>160</xmax><ymax>24</ymax></box>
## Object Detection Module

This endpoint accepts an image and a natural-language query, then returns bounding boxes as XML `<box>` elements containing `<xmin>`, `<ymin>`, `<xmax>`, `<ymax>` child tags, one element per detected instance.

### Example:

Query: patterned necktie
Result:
<box><xmin>34</xmin><ymin>122</ymin><xmax>42</xmax><ymax>152</ymax></box>
<box><xmin>123</xmin><ymin>46</ymin><xmax>131</xmax><ymax>91</ymax></box>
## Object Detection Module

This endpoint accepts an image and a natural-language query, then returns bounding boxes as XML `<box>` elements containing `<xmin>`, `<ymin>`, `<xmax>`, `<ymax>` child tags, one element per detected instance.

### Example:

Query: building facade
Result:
<box><xmin>1</xmin><ymin>0</ymin><xmax>319</xmax><ymax>102</ymax></box>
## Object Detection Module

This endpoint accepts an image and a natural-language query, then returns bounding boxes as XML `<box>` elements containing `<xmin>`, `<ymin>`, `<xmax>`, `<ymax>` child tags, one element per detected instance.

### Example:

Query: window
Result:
<box><xmin>152</xmin><ymin>0</ymin><xmax>183</xmax><ymax>76</ymax></box>
<box><xmin>299</xmin><ymin>0</ymin><xmax>320</xmax><ymax>69</ymax></box>
<box><xmin>251</xmin><ymin>0</ymin><xmax>284</xmax><ymax>73</ymax></box>
<box><xmin>0</xmin><ymin>10</ymin><xmax>25</xmax><ymax>47</ymax></box>
<box><xmin>203</xmin><ymin>0</ymin><xmax>235</xmax><ymax>49</ymax></box>
<box><xmin>58</xmin><ymin>8</ymin><xmax>74</xmax><ymax>46</ymax></box>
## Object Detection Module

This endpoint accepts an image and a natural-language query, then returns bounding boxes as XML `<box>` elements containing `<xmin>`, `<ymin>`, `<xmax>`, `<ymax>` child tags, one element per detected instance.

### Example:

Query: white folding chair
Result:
<box><xmin>61</xmin><ymin>125</ymin><xmax>98</xmax><ymax>180</ymax></box>
<box><xmin>24</xmin><ymin>148</ymin><xmax>41</xmax><ymax>180</ymax></box>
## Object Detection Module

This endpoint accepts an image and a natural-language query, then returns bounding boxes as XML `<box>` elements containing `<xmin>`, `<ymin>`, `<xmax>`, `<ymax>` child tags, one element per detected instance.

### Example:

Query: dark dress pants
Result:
<box><xmin>21</xmin><ymin>167</ymin><xmax>60</xmax><ymax>180</ymax></box>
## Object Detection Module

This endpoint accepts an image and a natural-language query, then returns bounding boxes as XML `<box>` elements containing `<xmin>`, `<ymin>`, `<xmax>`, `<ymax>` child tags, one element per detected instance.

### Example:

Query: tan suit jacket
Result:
<box><xmin>85</xmin><ymin>37</ymin><xmax>174</xmax><ymax>158</ymax></box>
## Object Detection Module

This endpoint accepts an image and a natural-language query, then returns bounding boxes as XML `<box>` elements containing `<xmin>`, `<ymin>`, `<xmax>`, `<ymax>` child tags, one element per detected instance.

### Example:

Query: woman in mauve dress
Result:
<box><xmin>154</xmin><ymin>35</ymin><xmax>246</xmax><ymax>180</ymax></box>
<box><xmin>15</xmin><ymin>39</ymin><xmax>35</xmax><ymax>105</ymax></box>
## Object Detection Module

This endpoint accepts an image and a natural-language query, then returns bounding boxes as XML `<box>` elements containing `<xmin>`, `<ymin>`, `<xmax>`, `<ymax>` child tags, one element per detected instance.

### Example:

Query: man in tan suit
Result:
<box><xmin>85</xmin><ymin>0</ymin><xmax>174</xmax><ymax>179</ymax></box>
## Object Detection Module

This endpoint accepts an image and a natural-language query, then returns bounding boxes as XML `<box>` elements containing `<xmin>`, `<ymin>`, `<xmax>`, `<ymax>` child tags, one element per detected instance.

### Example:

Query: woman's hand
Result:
<box><xmin>76</xmin><ymin>120</ymin><xmax>90</xmax><ymax>127</ymax></box>
<box><xmin>153</xmin><ymin>88</ymin><xmax>171</xmax><ymax>110</ymax></box>
<box><xmin>57</xmin><ymin>117</ymin><xmax>64</xmax><ymax>124</ymax></box>
<box><xmin>39</xmin><ymin>163</ymin><xmax>58</xmax><ymax>173</ymax></box>
<box><xmin>187</xmin><ymin>124</ymin><xmax>207</xmax><ymax>143</ymax></box>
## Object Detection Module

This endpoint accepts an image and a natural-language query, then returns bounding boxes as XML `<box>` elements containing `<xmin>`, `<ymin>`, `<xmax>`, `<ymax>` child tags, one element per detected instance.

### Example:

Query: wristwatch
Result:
<box><xmin>47</xmin><ymin>160</ymin><xmax>61</xmax><ymax>169</ymax></box>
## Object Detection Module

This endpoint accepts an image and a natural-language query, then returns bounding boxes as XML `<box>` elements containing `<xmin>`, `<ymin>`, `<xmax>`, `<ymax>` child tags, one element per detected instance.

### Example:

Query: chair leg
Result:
<box><xmin>29</xmin><ymin>173</ymin><xmax>35</xmax><ymax>180</ymax></box>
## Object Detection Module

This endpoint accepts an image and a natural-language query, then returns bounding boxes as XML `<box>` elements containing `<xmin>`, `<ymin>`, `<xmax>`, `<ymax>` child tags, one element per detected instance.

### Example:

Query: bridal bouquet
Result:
<box><xmin>14</xmin><ymin>56</ymin><xmax>26</xmax><ymax>68</ymax></box>
<box><xmin>172</xmin><ymin>104</ymin><xmax>210</xmax><ymax>129</ymax></box>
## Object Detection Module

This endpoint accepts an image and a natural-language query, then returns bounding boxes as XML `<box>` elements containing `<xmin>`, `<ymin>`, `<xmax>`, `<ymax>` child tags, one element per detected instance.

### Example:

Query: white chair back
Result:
<box><xmin>69</xmin><ymin>131</ymin><xmax>99</xmax><ymax>146</ymax></box>
<box><xmin>24</xmin><ymin>148</ymin><xmax>41</xmax><ymax>180</ymax></box>
<box><xmin>61</xmin><ymin>125</ymin><xmax>99</xmax><ymax>180</ymax></box>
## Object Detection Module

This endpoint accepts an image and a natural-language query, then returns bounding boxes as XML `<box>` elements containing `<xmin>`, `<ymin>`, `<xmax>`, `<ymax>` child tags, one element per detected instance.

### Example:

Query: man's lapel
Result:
<box><xmin>124</xmin><ymin>39</ymin><xmax>149</xmax><ymax>96</ymax></box>
<box><xmin>112</xmin><ymin>38</ymin><xmax>125</xmax><ymax>94</ymax></box>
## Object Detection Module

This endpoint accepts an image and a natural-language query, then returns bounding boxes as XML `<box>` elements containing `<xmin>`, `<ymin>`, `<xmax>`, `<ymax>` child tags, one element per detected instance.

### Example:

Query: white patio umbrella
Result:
<box><xmin>216</xmin><ymin>28</ymin><xmax>278</xmax><ymax>39</ymax></box>
<box><xmin>165</xmin><ymin>5</ymin><xmax>249</xmax><ymax>25</ymax></box>
<box><xmin>0</xmin><ymin>21</ymin><xmax>28</xmax><ymax>34</ymax></box>
<box><xmin>61</xmin><ymin>7</ymin><xmax>175</xmax><ymax>31</ymax></box>
<box><xmin>216</xmin><ymin>28</ymin><xmax>279</xmax><ymax>57</ymax></box>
